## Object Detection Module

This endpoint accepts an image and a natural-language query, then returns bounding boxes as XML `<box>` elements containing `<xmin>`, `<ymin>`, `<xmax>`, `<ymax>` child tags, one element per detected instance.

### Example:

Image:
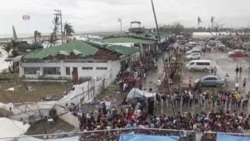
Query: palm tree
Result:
<box><xmin>49</xmin><ymin>15</ymin><xmax>60</xmax><ymax>47</ymax></box>
<box><xmin>64</xmin><ymin>22</ymin><xmax>75</xmax><ymax>43</ymax></box>
<box><xmin>3</xmin><ymin>40</ymin><xmax>23</xmax><ymax>57</ymax></box>
<box><xmin>34</xmin><ymin>30</ymin><xmax>41</xmax><ymax>45</ymax></box>
<box><xmin>3</xmin><ymin>40</ymin><xmax>23</xmax><ymax>73</ymax></box>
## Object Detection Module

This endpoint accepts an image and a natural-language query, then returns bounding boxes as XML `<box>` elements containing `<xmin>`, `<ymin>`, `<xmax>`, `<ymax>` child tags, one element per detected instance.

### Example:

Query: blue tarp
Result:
<box><xmin>119</xmin><ymin>134</ymin><xmax>179</xmax><ymax>141</ymax></box>
<box><xmin>217</xmin><ymin>134</ymin><xmax>250</xmax><ymax>141</ymax></box>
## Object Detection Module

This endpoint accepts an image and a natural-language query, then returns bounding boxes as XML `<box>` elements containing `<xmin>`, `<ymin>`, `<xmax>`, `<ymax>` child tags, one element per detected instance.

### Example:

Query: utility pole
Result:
<box><xmin>55</xmin><ymin>9</ymin><xmax>63</xmax><ymax>44</ymax></box>
<box><xmin>151</xmin><ymin>0</ymin><xmax>161</xmax><ymax>44</ymax></box>
<box><xmin>151</xmin><ymin>0</ymin><xmax>181</xmax><ymax>134</ymax></box>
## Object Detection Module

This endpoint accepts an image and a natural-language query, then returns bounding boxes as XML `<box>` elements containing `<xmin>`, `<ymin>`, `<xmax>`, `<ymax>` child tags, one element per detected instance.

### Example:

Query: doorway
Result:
<box><xmin>72</xmin><ymin>67</ymin><xmax>78</xmax><ymax>84</ymax></box>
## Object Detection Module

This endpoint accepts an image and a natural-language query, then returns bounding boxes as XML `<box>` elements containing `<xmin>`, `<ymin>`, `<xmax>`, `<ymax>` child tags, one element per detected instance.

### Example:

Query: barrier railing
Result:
<box><xmin>2</xmin><ymin>128</ymin><xmax>250</xmax><ymax>141</ymax></box>
<box><xmin>0</xmin><ymin>128</ymin><xmax>195</xmax><ymax>141</ymax></box>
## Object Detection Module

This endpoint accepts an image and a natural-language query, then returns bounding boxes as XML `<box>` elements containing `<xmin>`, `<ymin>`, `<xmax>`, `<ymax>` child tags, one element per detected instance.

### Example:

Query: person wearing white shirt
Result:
<box><xmin>156</xmin><ymin>78</ymin><xmax>161</xmax><ymax>86</ymax></box>
<box><xmin>189</xmin><ymin>91</ymin><xmax>194</xmax><ymax>106</ymax></box>
<box><xmin>235</xmin><ymin>81</ymin><xmax>239</xmax><ymax>92</ymax></box>
<box><xmin>123</xmin><ymin>83</ymin><xmax>127</xmax><ymax>92</ymax></box>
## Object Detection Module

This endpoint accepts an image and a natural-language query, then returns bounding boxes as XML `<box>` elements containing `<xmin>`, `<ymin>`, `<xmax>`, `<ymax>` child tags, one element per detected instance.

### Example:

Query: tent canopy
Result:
<box><xmin>127</xmin><ymin>88</ymin><xmax>156</xmax><ymax>99</ymax></box>
<box><xmin>119</xmin><ymin>134</ymin><xmax>179</xmax><ymax>141</ymax></box>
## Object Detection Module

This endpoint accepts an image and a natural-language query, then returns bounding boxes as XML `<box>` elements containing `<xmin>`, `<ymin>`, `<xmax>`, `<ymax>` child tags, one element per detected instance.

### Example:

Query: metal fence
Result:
<box><xmin>0</xmin><ymin>128</ymin><xmax>195</xmax><ymax>141</ymax></box>
<box><xmin>2</xmin><ymin>128</ymin><xmax>250</xmax><ymax>141</ymax></box>
<box><xmin>77</xmin><ymin>128</ymin><xmax>195</xmax><ymax>141</ymax></box>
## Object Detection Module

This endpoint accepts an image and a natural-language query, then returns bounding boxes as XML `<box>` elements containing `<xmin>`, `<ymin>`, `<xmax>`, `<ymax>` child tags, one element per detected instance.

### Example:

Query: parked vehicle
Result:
<box><xmin>192</xmin><ymin>46</ymin><xmax>202</xmax><ymax>50</ymax></box>
<box><xmin>186</xmin><ymin>60</ymin><xmax>211</xmax><ymax>72</ymax></box>
<box><xmin>243</xmin><ymin>42</ymin><xmax>250</xmax><ymax>51</ymax></box>
<box><xmin>185</xmin><ymin>53</ymin><xmax>201</xmax><ymax>60</ymax></box>
<box><xmin>186</xmin><ymin>48</ymin><xmax>202</xmax><ymax>55</ymax></box>
<box><xmin>228</xmin><ymin>49</ymin><xmax>246</xmax><ymax>57</ymax></box>
<box><xmin>179</xmin><ymin>45</ymin><xmax>190</xmax><ymax>51</ymax></box>
<box><xmin>186</xmin><ymin>42</ymin><xmax>198</xmax><ymax>48</ymax></box>
<box><xmin>186</xmin><ymin>50</ymin><xmax>202</xmax><ymax>56</ymax></box>
<box><xmin>194</xmin><ymin>75</ymin><xmax>225</xmax><ymax>87</ymax></box>
<box><xmin>168</xmin><ymin>43</ymin><xmax>179</xmax><ymax>50</ymax></box>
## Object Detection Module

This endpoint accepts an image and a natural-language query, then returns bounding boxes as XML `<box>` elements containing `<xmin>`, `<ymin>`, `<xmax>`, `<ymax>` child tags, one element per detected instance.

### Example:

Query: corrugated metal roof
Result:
<box><xmin>107</xmin><ymin>45</ymin><xmax>139</xmax><ymax>56</ymax></box>
<box><xmin>87</xmin><ymin>40</ymin><xmax>139</xmax><ymax>56</ymax></box>
<box><xmin>23</xmin><ymin>41</ymin><xmax>99</xmax><ymax>60</ymax></box>
<box><xmin>103</xmin><ymin>37</ymin><xmax>156</xmax><ymax>44</ymax></box>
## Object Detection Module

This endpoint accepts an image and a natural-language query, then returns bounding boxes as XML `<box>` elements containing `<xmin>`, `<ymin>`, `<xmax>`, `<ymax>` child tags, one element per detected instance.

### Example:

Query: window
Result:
<box><xmin>43</xmin><ymin>67</ymin><xmax>61</xmax><ymax>75</ymax></box>
<box><xmin>96</xmin><ymin>67</ymin><xmax>108</xmax><ymax>70</ymax></box>
<box><xmin>82</xmin><ymin>67</ymin><xmax>93</xmax><ymax>70</ymax></box>
<box><xmin>66</xmin><ymin>67</ymin><xmax>70</xmax><ymax>75</ymax></box>
<box><xmin>24</xmin><ymin>67</ymin><xmax>40</xmax><ymax>75</ymax></box>
<box><xmin>205</xmin><ymin>77</ymin><xmax>217</xmax><ymax>80</ymax></box>
<box><xmin>196</xmin><ymin>62</ymin><xmax>210</xmax><ymax>65</ymax></box>
<box><xmin>210</xmin><ymin>77</ymin><xmax>217</xmax><ymax>80</ymax></box>
<box><xmin>204</xmin><ymin>77</ymin><xmax>212</xmax><ymax>80</ymax></box>
<box><xmin>190</xmin><ymin>62</ymin><xmax>194</xmax><ymax>65</ymax></box>
<box><xmin>95</xmin><ymin>60</ymin><xmax>108</xmax><ymax>63</ymax></box>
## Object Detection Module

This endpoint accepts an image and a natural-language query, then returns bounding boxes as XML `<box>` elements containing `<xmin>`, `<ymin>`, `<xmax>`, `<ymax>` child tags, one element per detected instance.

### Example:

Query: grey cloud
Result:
<box><xmin>1</xmin><ymin>0</ymin><xmax>250</xmax><ymax>35</ymax></box>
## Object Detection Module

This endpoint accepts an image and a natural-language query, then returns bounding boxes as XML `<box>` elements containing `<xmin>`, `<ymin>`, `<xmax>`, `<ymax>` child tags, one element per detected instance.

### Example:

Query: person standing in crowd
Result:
<box><xmin>243</xmin><ymin>78</ymin><xmax>247</xmax><ymax>90</ymax></box>
<box><xmin>239</xmin><ymin>66</ymin><xmax>243</xmax><ymax>76</ymax></box>
<box><xmin>235</xmin><ymin>66</ymin><xmax>239</xmax><ymax>77</ymax></box>
<box><xmin>118</xmin><ymin>79</ymin><xmax>123</xmax><ymax>92</ymax></box>
<box><xmin>189</xmin><ymin>77</ymin><xmax>192</xmax><ymax>89</ymax></box>
<box><xmin>213</xmin><ymin>66</ymin><xmax>217</xmax><ymax>75</ymax></box>
<box><xmin>211</xmin><ymin>67</ymin><xmax>214</xmax><ymax>74</ymax></box>
<box><xmin>189</xmin><ymin>91</ymin><xmax>194</xmax><ymax>107</ymax></box>
<box><xmin>235</xmin><ymin>81</ymin><xmax>239</xmax><ymax>92</ymax></box>
<box><xmin>225</xmin><ymin>73</ymin><xmax>229</xmax><ymax>87</ymax></box>
<box><xmin>147</xmin><ymin>98</ymin><xmax>154</xmax><ymax>115</ymax></box>
<box><xmin>143</xmin><ymin>71</ymin><xmax>146</xmax><ymax>79</ymax></box>
<box><xmin>123</xmin><ymin>82</ymin><xmax>127</xmax><ymax>92</ymax></box>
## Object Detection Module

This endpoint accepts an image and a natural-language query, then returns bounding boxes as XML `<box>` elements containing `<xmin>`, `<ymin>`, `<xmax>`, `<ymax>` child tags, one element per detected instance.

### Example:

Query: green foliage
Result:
<box><xmin>64</xmin><ymin>22</ymin><xmax>75</xmax><ymax>36</ymax></box>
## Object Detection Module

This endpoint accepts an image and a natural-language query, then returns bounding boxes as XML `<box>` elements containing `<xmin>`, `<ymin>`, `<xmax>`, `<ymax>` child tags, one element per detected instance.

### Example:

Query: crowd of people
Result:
<box><xmin>156</xmin><ymin>89</ymin><xmax>250</xmax><ymax>110</ymax></box>
<box><xmin>65</xmin><ymin>88</ymin><xmax>250</xmax><ymax>135</ymax></box>
<box><xmin>64</xmin><ymin>44</ymin><xmax>250</xmax><ymax>141</ymax></box>
<box><xmin>117</xmin><ymin>52</ymin><xmax>158</xmax><ymax>92</ymax></box>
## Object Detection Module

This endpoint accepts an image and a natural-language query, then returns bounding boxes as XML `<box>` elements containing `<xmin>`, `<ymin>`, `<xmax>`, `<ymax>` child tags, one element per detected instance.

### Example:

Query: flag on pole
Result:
<box><xmin>211</xmin><ymin>16</ymin><xmax>215</xmax><ymax>24</ymax></box>
<box><xmin>118</xmin><ymin>18</ymin><xmax>121</xmax><ymax>22</ymax></box>
<box><xmin>198</xmin><ymin>16</ymin><xmax>202</xmax><ymax>26</ymax></box>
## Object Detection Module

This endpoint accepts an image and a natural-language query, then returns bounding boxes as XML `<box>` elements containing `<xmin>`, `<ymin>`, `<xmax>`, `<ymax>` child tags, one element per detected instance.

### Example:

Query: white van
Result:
<box><xmin>186</xmin><ymin>60</ymin><xmax>212</xmax><ymax>72</ymax></box>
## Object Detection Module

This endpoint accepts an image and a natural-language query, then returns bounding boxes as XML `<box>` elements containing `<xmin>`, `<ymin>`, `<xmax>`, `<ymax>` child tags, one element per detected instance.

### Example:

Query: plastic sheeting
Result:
<box><xmin>127</xmin><ymin>88</ymin><xmax>156</xmax><ymax>99</ymax></box>
<box><xmin>0</xmin><ymin>118</ymin><xmax>30</xmax><ymax>141</ymax></box>
<box><xmin>217</xmin><ymin>134</ymin><xmax>250</xmax><ymax>141</ymax></box>
<box><xmin>119</xmin><ymin>134</ymin><xmax>179</xmax><ymax>141</ymax></box>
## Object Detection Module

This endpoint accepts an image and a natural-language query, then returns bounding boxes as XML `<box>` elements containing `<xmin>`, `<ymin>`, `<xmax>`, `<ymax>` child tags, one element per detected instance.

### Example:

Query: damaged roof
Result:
<box><xmin>103</xmin><ymin>36</ymin><xmax>156</xmax><ymax>44</ymax></box>
<box><xmin>107</xmin><ymin>45</ymin><xmax>139</xmax><ymax>56</ymax></box>
<box><xmin>23</xmin><ymin>41</ymin><xmax>99</xmax><ymax>60</ymax></box>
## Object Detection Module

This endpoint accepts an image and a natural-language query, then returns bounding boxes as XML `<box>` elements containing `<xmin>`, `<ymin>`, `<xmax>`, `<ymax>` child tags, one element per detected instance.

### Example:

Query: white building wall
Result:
<box><xmin>110</xmin><ymin>60</ymin><xmax>121</xmax><ymax>81</ymax></box>
<box><xmin>20</xmin><ymin>60</ymin><xmax>121</xmax><ymax>82</ymax></box>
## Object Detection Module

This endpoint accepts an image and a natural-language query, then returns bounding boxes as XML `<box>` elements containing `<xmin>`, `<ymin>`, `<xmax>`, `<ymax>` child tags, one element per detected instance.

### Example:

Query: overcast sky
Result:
<box><xmin>0</xmin><ymin>0</ymin><xmax>250</xmax><ymax>35</ymax></box>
